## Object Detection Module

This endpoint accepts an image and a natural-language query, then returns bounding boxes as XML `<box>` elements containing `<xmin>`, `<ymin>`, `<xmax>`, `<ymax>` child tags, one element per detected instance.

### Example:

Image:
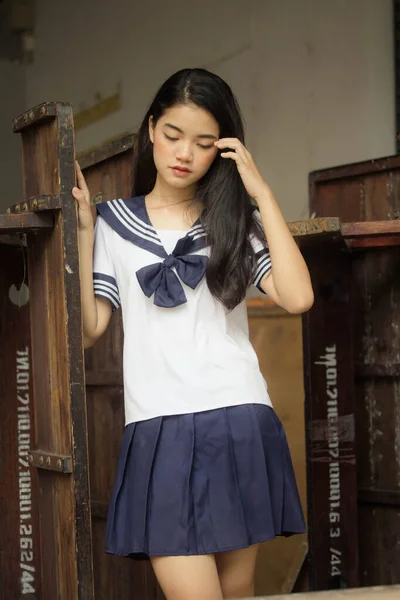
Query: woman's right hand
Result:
<box><xmin>72</xmin><ymin>160</ymin><xmax>94</xmax><ymax>232</ymax></box>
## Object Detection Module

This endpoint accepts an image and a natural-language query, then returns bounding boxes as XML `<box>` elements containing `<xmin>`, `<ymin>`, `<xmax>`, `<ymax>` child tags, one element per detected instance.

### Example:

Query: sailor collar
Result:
<box><xmin>97</xmin><ymin>196</ymin><xmax>208</xmax><ymax>308</ymax></box>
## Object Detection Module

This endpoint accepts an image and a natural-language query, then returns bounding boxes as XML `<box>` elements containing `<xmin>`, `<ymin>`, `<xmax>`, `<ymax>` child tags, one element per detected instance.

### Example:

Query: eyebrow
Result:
<box><xmin>164</xmin><ymin>123</ymin><xmax>218</xmax><ymax>140</ymax></box>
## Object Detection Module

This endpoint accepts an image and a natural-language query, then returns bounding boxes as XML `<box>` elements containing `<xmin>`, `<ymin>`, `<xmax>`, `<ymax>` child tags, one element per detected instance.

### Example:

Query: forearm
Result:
<box><xmin>256</xmin><ymin>185</ymin><xmax>314</xmax><ymax>310</ymax></box>
<box><xmin>78</xmin><ymin>228</ymin><xmax>99</xmax><ymax>342</ymax></box>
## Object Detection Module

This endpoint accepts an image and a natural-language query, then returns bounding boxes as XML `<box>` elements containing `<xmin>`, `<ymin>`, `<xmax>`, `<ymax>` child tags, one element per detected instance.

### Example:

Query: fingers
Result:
<box><xmin>75</xmin><ymin>160</ymin><xmax>89</xmax><ymax>194</ymax></box>
<box><xmin>220</xmin><ymin>151</ymin><xmax>239</xmax><ymax>162</ymax></box>
<box><xmin>73</xmin><ymin>160</ymin><xmax>90</xmax><ymax>204</ymax></box>
<box><xmin>215</xmin><ymin>138</ymin><xmax>250</xmax><ymax>162</ymax></box>
<box><xmin>215</xmin><ymin>138</ymin><xmax>242</xmax><ymax>146</ymax></box>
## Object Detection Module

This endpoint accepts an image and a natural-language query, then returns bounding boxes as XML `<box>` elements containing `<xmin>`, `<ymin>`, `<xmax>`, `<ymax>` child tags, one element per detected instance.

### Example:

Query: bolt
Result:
<box><xmin>56</xmin><ymin>459</ymin><xmax>62</xmax><ymax>471</ymax></box>
<box><xmin>27</xmin><ymin>454</ymin><xmax>33</xmax><ymax>464</ymax></box>
<box><xmin>32</xmin><ymin>199</ymin><xmax>38</xmax><ymax>210</ymax></box>
<box><xmin>46</xmin><ymin>457</ymin><xmax>51</xmax><ymax>467</ymax></box>
<box><xmin>38</xmin><ymin>456</ymin><xmax>44</xmax><ymax>465</ymax></box>
<box><xmin>15</xmin><ymin>204</ymin><xmax>20</xmax><ymax>212</ymax></box>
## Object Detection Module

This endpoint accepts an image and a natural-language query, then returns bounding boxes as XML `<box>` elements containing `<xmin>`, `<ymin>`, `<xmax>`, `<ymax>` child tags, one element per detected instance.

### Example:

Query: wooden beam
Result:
<box><xmin>341</xmin><ymin>221</ymin><xmax>400</xmax><ymax>237</ymax></box>
<box><xmin>13</xmin><ymin>102</ymin><xmax>58</xmax><ymax>133</ymax></box>
<box><xmin>0</xmin><ymin>212</ymin><xmax>53</xmax><ymax>232</ymax></box>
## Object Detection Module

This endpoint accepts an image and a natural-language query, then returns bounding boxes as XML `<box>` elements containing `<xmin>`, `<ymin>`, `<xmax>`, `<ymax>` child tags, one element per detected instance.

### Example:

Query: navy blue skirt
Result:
<box><xmin>105</xmin><ymin>404</ymin><xmax>306</xmax><ymax>560</ymax></box>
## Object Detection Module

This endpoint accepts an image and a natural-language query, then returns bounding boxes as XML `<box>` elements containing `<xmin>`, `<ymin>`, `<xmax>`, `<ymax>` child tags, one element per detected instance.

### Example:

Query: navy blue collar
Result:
<box><xmin>97</xmin><ymin>196</ymin><xmax>208</xmax><ymax>307</ymax></box>
<box><xmin>97</xmin><ymin>196</ymin><xmax>207</xmax><ymax>258</ymax></box>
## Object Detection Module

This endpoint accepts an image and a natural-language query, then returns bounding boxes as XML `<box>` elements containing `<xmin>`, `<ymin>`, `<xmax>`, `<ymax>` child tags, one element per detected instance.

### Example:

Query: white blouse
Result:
<box><xmin>92</xmin><ymin>196</ymin><xmax>272</xmax><ymax>425</ymax></box>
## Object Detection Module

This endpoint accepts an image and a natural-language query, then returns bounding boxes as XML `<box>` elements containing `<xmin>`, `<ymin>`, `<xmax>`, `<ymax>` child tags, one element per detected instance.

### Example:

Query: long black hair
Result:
<box><xmin>131</xmin><ymin>68</ymin><xmax>266</xmax><ymax>310</ymax></box>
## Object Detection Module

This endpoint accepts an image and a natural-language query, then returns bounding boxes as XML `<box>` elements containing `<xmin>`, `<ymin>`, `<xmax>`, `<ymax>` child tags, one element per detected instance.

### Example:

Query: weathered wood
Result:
<box><xmin>358</xmin><ymin>488</ymin><xmax>400</xmax><ymax>507</ymax></box>
<box><xmin>8</xmin><ymin>194</ymin><xmax>65</xmax><ymax>213</ymax></box>
<box><xmin>342</xmin><ymin>221</ymin><xmax>400</xmax><ymax>248</ymax></box>
<box><xmin>85</xmin><ymin>370</ymin><xmax>123</xmax><ymax>387</ymax></box>
<box><xmin>341</xmin><ymin>221</ymin><xmax>400</xmax><ymax>237</ymax></box>
<box><xmin>289</xmin><ymin>217</ymin><xmax>341</xmax><ymax>238</ymax></box>
<box><xmin>309</xmin><ymin>155</ymin><xmax>400</xmax><ymax>221</ymax></box>
<box><xmin>288</xmin><ymin>219</ymin><xmax>400</xmax><ymax>250</ymax></box>
<box><xmin>13</xmin><ymin>101</ymin><xmax>58</xmax><ymax>133</ymax></box>
<box><xmin>0</xmin><ymin>243</ymin><xmax>42</xmax><ymax>598</ymax></box>
<box><xmin>244</xmin><ymin>584</ymin><xmax>400</xmax><ymax>599</ymax></box>
<box><xmin>0</xmin><ymin>212</ymin><xmax>53</xmax><ymax>232</ymax></box>
<box><xmin>302</xmin><ymin>236</ymin><xmax>358</xmax><ymax>590</ymax></box>
<box><xmin>310</xmin><ymin>154</ymin><xmax>400</xmax><ymax>184</ymax></box>
<box><xmin>28</xmin><ymin>449</ymin><xmax>73</xmax><ymax>473</ymax></box>
<box><xmin>21</xmin><ymin>102</ymin><xmax>94</xmax><ymax>599</ymax></box>
<box><xmin>347</xmin><ymin>236</ymin><xmax>400</xmax><ymax>248</ymax></box>
<box><xmin>309</xmin><ymin>156</ymin><xmax>400</xmax><ymax>587</ymax></box>
<box><xmin>355</xmin><ymin>363</ymin><xmax>400</xmax><ymax>378</ymax></box>
<box><xmin>78</xmin><ymin>133</ymin><xmax>135</xmax><ymax>170</ymax></box>
<box><xmin>353</xmin><ymin>247</ymin><xmax>400</xmax><ymax>586</ymax></box>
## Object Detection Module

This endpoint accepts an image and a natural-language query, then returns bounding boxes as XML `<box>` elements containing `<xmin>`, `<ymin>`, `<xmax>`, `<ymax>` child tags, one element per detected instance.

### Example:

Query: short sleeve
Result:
<box><xmin>93</xmin><ymin>215</ymin><xmax>121</xmax><ymax>311</ymax></box>
<box><xmin>250</xmin><ymin>209</ymin><xmax>272</xmax><ymax>292</ymax></box>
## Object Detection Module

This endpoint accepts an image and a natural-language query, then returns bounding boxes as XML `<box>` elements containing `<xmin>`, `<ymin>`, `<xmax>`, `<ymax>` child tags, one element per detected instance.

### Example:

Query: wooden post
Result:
<box><xmin>0</xmin><ymin>240</ymin><xmax>42</xmax><ymax>598</ymax></box>
<box><xmin>291</xmin><ymin>221</ymin><xmax>359</xmax><ymax>590</ymax></box>
<box><xmin>0</xmin><ymin>102</ymin><xmax>94</xmax><ymax>600</ymax></box>
<box><xmin>309</xmin><ymin>158</ymin><xmax>400</xmax><ymax>587</ymax></box>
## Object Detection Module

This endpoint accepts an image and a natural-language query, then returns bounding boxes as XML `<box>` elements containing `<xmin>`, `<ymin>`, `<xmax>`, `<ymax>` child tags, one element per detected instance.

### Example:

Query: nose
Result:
<box><xmin>176</xmin><ymin>141</ymin><xmax>193</xmax><ymax>163</ymax></box>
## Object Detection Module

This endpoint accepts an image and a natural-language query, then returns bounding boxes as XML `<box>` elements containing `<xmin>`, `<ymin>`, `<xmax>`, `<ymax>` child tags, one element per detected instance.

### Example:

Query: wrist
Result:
<box><xmin>253</xmin><ymin>183</ymin><xmax>274</xmax><ymax>206</ymax></box>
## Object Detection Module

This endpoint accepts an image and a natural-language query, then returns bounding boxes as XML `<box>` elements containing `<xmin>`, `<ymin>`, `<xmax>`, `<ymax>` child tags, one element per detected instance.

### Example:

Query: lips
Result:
<box><xmin>171</xmin><ymin>166</ymin><xmax>191</xmax><ymax>173</ymax></box>
<box><xmin>170</xmin><ymin>166</ymin><xmax>192</xmax><ymax>178</ymax></box>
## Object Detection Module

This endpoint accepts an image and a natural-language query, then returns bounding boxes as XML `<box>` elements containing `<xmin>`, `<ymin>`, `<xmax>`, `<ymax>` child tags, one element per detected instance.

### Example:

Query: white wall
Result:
<box><xmin>23</xmin><ymin>0</ymin><xmax>395</xmax><ymax>221</ymax></box>
<box><xmin>0</xmin><ymin>61</ymin><xmax>25</xmax><ymax>212</ymax></box>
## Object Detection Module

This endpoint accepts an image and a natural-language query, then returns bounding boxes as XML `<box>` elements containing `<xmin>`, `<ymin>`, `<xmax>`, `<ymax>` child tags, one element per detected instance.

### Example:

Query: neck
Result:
<box><xmin>148</xmin><ymin>174</ymin><xmax>196</xmax><ymax>206</ymax></box>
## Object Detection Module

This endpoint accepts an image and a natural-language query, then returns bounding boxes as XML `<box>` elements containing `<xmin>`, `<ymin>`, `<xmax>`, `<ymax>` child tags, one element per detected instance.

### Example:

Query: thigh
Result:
<box><xmin>215</xmin><ymin>544</ymin><xmax>259</xmax><ymax>599</ymax></box>
<box><xmin>151</xmin><ymin>554</ymin><xmax>223</xmax><ymax>600</ymax></box>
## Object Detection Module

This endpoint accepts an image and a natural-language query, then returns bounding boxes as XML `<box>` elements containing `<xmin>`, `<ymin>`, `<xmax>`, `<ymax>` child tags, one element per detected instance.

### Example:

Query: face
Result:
<box><xmin>149</xmin><ymin>103</ymin><xmax>220</xmax><ymax>190</ymax></box>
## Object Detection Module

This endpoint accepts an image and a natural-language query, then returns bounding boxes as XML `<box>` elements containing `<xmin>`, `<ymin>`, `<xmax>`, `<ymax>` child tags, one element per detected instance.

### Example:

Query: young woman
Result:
<box><xmin>73</xmin><ymin>68</ymin><xmax>313</xmax><ymax>600</ymax></box>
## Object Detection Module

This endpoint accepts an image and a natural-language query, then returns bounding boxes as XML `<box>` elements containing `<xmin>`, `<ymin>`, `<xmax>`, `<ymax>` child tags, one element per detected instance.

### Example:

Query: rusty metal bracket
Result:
<box><xmin>28</xmin><ymin>450</ymin><xmax>72</xmax><ymax>474</ymax></box>
<box><xmin>7</xmin><ymin>194</ymin><xmax>66</xmax><ymax>214</ymax></box>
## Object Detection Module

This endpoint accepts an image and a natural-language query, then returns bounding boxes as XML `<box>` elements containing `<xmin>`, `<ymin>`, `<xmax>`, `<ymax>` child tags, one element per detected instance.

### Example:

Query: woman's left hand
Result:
<box><xmin>214</xmin><ymin>138</ymin><xmax>269</xmax><ymax>203</ymax></box>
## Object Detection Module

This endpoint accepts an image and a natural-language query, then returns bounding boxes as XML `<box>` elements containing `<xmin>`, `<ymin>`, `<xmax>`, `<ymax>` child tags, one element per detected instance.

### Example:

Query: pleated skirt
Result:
<box><xmin>105</xmin><ymin>403</ymin><xmax>306</xmax><ymax>560</ymax></box>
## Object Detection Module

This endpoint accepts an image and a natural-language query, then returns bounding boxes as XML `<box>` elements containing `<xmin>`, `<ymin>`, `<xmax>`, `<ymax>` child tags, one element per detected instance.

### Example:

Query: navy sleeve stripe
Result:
<box><xmin>254</xmin><ymin>257</ymin><xmax>272</xmax><ymax>287</ymax></box>
<box><xmin>93</xmin><ymin>272</ymin><xmax>120</xmax><ymax>311</ymax></box>
<box><xmin>253</xmin><ymin>246</ymin><xmax>272</xmax><ymax>287</ymax></box>
<box><xmin>93</xmin><ymin>272</ymin><xmax>119</xmax><ymax>290</ymax></box>
<box><xmin>94</xmin><ymin>286</ymin><xmax>120</xmax><ymax>311</ymax></box>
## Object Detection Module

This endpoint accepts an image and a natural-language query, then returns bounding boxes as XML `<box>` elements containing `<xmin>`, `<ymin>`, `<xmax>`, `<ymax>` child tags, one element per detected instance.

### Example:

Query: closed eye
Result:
<box><xmin>198</xmin><ymin>143</ymin><xmax>214</xmax><ymax>150</ymax></box>
<box><xmin>164</xmin><ymin>134</ymin><xmax>179</xmax><ymax>141</ymax></box>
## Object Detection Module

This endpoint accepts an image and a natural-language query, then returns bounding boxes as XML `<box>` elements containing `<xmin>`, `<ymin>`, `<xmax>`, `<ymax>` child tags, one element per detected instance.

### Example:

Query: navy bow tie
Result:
<box><xmin>136</xmin><ymin>253</ymin><xmax>208</xmax><ymax>308</ymax></box>
<box><xmin>96</xmin><ymin>198</ymin><xmax>209</xmax><ymax>308</ymax></box>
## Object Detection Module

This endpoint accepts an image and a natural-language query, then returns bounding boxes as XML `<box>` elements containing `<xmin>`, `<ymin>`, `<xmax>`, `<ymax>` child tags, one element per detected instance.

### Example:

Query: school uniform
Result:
<box><xmin>93</xmin><ymin>195</ymin><xmax>306</xmax><ymax>560</ymax></box>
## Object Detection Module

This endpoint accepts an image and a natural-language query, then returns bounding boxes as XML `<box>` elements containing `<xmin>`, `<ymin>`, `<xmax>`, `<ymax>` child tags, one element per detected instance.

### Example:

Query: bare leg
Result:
<box><xmin>151</xmin><ymin>554</ymin><xmax>223</xmax><ymax>600</ymax></box>
<box><xmin>215</xmin><ymin>544</ymin><xmax>259</xmax><ymax>599</ymax></box>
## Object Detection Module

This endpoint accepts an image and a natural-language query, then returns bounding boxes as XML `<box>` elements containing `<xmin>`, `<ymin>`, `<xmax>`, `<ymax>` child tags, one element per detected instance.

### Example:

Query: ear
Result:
<box><xmin>148</xmin><ymin>116</ymin><xmax>155</xmax><ymax>144</ymax></box>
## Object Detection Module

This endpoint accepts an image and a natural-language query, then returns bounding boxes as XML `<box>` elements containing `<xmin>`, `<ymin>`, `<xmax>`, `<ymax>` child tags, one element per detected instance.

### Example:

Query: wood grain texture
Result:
<box><xmin>13</xmin><ymin>101</ymin><xmax>58</xmax><ymax>133</ymax></box>
<box><xmin>21</xmin><ymin>102</ymin><xmax>94</xmax><ymax>599</ymax></box>
<box><xmin>0</xmin><ymin>212</ymin><xmax>53</xmax><ymax>231</ymax></box>
<box><xmin>0</xmin><ymin>243</ymin><xmax>42</xmax><ymax>599</ymax></box>
<box><xmin>302</xmin><ymin>237</ymin><xmax>358</xmax><ymax>590</ymax></box>
<box><xmin>309</xmin><ymin>157</ymin><xmax>400</xmax><ymax>587</ymax></box>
